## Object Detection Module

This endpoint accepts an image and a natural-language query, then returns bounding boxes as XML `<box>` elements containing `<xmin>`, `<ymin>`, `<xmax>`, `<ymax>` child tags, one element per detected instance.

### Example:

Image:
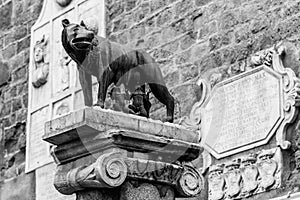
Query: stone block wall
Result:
<box><xmin>0</xmin><ymin>0</ymin><xmax>42</xmax><ymax>195</ymax></box>
<box><xmin>106</xmin><ymin>0</ymin><xmax>300</xmax><ymax>122</ymax></box>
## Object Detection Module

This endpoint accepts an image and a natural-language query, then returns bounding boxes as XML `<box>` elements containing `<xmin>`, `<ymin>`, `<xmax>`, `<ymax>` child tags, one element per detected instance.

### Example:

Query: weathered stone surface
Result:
<box><xmin>0</xmin><ymin>61</ymin><xmax>10</xmax><ymax>86</ymax></box>
<box><xmin>120</xmin><ymin>182</ymin><xmax>174</xmax><ymax>200</ymax></box>
<box><xmin>0</xmin><ymin>172</ymin><xmax>35</xmax><ymax>200</ymax></box>
<box><xmin>44</xmin><ymin>107</ymin><xmax>199</xmax><ymax>145</ymax></box>
<box><xmin>2</xmin><ymin>44</ymin><xmax>16</xmax><ymax>60</ymax></box>
<box><xmin>77</xmin><ymin>189</ymin><xmax>119</xmax><ymax>200</ymax></box>
<box><xmin>17</xmin><ymin>36</ymin><xmax>30</xmax><ymax>53</ymax></box>
<box><xmin>0</xmin><ymin>1</ymin><xmax>12</xmax><ymax>31</ymax></box>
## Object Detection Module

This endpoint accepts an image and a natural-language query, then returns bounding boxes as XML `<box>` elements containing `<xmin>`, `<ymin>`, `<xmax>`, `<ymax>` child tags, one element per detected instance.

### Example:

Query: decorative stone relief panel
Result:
<box><xmin>32</xmin><ymin>35</ymin><xmax>50</xmax><ymax>88</ymax></box>
<box><xmin>26</xmin><ymin>0</ymin><xmax>106</xmax><ymax>173</ymax></box>
<box><xmin>208</xmin><ymin>148</ymin><xmax>282</xmax><ymax>200</ymax></box>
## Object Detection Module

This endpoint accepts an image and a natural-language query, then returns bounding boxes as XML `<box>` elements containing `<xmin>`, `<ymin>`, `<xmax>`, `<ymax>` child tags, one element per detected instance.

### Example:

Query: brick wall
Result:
<box><xmin>0</xmin><ymin>0</ymin><xmax>42</xmax><ymax>183</ymax></box>
<box><xmin>106</xmin><ymin>0</ymin><xmax>300</xmax><ymax>122</ymax></box>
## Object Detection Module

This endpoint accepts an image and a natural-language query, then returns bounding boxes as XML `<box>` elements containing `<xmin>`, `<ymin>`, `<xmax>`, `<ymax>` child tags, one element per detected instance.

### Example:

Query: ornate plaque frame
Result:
<box><xmin>184</xmin><ymin>44</ymin><xmax>300</xmax><ymax>159</ymax></box>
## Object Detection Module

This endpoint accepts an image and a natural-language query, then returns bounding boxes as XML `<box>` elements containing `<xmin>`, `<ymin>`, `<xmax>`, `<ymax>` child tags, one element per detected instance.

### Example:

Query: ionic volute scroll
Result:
<box><xmin>54</xmin><ymin>152</ymin><xmax>127</xmax><ymax>195</ymax></box>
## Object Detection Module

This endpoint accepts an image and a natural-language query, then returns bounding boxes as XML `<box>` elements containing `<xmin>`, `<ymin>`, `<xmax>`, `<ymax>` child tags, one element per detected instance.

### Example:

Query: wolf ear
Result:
<box><xmin>80</xmin><ymin>20</ymin><xmax>86</xmax><ymax>27</ymax></box>
<box><xmin>62</xmin><ymin>19</ymin><xmax>70</xmax><ymax>28</ymax></box>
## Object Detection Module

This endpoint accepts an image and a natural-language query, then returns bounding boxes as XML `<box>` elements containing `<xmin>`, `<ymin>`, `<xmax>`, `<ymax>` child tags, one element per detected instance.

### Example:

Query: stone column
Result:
<box><xmin>43</xmin><ymin>108</ymin><xmax>204</xmax><ymax>200</ymax></box>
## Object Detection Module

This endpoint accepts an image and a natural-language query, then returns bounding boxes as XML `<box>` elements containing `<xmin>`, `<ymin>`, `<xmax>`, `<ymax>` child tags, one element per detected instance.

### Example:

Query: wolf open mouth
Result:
<box><xmin>71</xmin><ymin>37</ymin><xmax>92</xmax><ymax>50</ymax></box>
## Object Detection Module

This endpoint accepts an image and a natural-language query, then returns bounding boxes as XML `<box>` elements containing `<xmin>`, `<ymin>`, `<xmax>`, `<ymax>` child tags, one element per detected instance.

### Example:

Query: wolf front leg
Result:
<box><xmin>78</xmin><ymin>68</ymin><xmax>93</xmax><ymax>106</ymax></box>
<box><xmin>96</xmin><ymin>68</ymin><xmax>115</xmax><ymax>108</ymax></box>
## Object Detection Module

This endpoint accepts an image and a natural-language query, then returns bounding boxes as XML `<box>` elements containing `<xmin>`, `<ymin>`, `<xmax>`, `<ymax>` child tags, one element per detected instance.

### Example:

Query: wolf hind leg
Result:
<box><xmin>149</xmin><ymin>83</ymin><xmax>174</xmax><ymax>123</ymax></box>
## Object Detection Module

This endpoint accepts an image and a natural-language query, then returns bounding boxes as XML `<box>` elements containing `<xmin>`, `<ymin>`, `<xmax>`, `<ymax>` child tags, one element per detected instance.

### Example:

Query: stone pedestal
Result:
<box><xmin>43</xmin><ymin>107</ymin><xmax>204</xmax><ymax>200</ymax></box>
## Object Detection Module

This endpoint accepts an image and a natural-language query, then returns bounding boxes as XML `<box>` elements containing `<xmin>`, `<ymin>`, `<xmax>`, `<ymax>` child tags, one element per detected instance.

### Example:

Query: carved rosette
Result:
<box><xmin>208</xmin><ymin>148</ymin><xmax>282</xmax><ymax>200</ymax></box>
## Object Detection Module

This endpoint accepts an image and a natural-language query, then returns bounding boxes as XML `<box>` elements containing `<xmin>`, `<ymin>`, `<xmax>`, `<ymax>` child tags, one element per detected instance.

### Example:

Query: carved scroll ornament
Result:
<box><xmin>54</xmin><ymin>152</ymin><xmax>127</xmax><ymax>195</ymax></box>
<box><xmin>177</xmin><ymin>164</ymin><xmax>204</xmax><ymax>197</ymax></box>
<box><xmin>54</xmin><ymin>152</ymin><xmax>204</xmax><ymax>197</ymax></box>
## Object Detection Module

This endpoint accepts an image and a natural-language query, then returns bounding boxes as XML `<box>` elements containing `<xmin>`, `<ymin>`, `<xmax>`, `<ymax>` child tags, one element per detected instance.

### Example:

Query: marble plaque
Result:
<box><xmin>36</xmin><ymin>163</ymin><xmax>75</xmax><ymax>200</ymax></box>
<box><xmin>201</xmin><ymin>66</ymin><xmax>284</xmax><ymax>158</ymax></box>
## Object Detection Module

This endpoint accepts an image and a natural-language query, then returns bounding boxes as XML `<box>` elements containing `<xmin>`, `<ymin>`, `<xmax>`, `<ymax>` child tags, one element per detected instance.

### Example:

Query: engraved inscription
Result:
<box><xmin>27</xmin><ymin>107</ymin><xmax>52</xmax><ymax>171</ymax></box>
<box><xmin>202</xmin><ymin>67</ymin><xmax>282</xmax><ymax>155</ymax></box>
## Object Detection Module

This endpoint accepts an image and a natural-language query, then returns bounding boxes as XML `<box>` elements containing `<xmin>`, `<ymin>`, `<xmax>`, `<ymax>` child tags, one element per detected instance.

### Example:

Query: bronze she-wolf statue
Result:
<box><xmin>61</xmin><ymin>19</ymin><xmax>175</xmax><ymax>122</ymax></box>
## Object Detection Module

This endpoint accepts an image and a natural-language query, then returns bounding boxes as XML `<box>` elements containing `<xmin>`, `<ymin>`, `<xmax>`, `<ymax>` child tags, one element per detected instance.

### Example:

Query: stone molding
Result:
<box><xmin>43</xmin><ymin>108</ymin><xmax>202</xmax><ymax>165</ymax></box>
<box><xmin>54</xmin><ymin>152</ymin><xmax>204</xmax><ymax>198</ymax></box>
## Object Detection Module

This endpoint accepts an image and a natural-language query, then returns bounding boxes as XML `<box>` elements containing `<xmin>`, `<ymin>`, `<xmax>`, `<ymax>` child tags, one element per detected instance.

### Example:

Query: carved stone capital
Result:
<box><xmin>54</xmin><ymin>154</ymin><xmax>204</xmax><ymax>198</ymax></box>
<box><xmin>54</xmin><ymin>152</ymin><xmax>127</xmax><ymax>195</ymax></box>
